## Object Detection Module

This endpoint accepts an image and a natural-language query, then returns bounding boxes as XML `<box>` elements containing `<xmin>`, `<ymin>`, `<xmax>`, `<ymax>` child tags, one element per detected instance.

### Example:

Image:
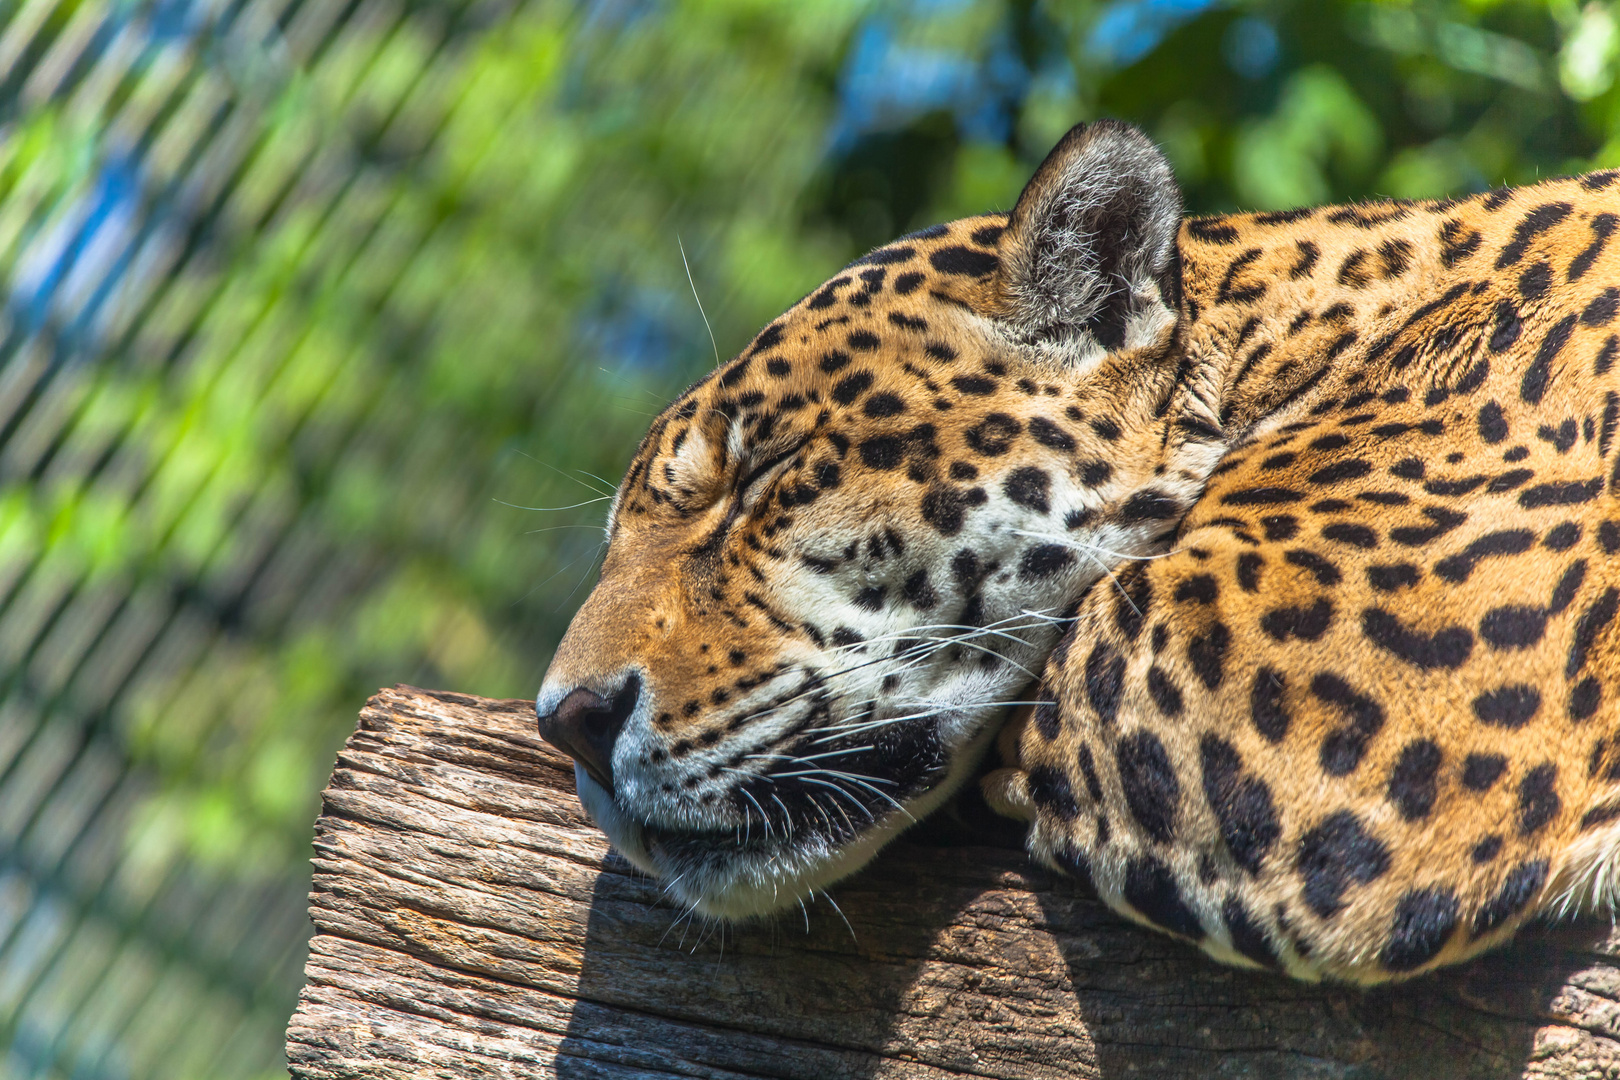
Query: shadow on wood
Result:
<box><xmin>286</xmin><ymin>686</ymin><xmax>1620</xmax><ymax>1078</ymax></box>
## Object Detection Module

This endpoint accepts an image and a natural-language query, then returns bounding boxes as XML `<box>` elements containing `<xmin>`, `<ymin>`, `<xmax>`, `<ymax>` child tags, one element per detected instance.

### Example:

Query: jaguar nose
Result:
<box><xmin>537</xmin><ymin>675</ymin><xmax>642</xmax><ymax>791</ymax></box>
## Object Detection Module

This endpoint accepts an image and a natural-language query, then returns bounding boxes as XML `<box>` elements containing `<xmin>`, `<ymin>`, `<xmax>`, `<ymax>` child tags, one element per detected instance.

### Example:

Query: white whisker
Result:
<box><xmin>819</xmin><ymin>890</ymin><xmax>858</xmax><ymax>945</ymax></box>
<box><xmin>494</xmin><ymin>495</ymin><xmax>613</xmax><ymax>513</ymax></box>
<box><xmin>680</xmin><ymin>235</ymin><xmax>721</xmax><ymax>367</ymax></box>
<box><xmin>1012</xmin><ymin>528</ymin><xmax>1177</xmax><ymax>562</ymax></box>
<box><xmin>755</xmin><ymin>745</ymin><xmax>875</xmax><ymax>765</ymax></box>
<box><xmin>738</xmin><ymin>787</ymin><xmax>773</xmax><ymax>839</ymax></box>
<box><xmin>770</xmin><ymin>793</ymin><xmax>796</xmax><ymax>837</ymax></box>
<box><xmin>510</xmin><ymin>451</ymin><xmax>618</xmax><ymax>497</ymax></box>
<box><xmin>806</xmin><ymin>700</ymin><xmax>1046</xmax><ymax>741</ymax></box>
<box><xmin>798</xmin><ymin>769</ymin><xmax>911</xmax><ymax>818</ymax></box>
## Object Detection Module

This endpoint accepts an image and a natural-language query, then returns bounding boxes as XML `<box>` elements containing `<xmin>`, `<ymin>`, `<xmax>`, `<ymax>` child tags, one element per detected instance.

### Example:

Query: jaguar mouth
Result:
<box><xmin>643</xmin><ymin>820</ymin><xmax>781</xmax><ymax>856</ymax></box>
<box><xmin>574</xmin><ymin>763</ymin><xmax>820</xmax><ymax>863</ymax></box>
<box><xmin>568</xmin><ymin>710</ymin><xmax>1008</xmax><ymax>919</ymax></box>
<box><xmin>572</xmin><ymin>763</ymin><xmax>828</xmax><ymax>917</ymax></box>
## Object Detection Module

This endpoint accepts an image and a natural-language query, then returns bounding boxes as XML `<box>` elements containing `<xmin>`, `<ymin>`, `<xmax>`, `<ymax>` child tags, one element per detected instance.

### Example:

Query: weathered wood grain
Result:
<box><xmin>287</xmin><ymin>686</ymin><xmax>1620</xmax><ymax>1079</ymax></box>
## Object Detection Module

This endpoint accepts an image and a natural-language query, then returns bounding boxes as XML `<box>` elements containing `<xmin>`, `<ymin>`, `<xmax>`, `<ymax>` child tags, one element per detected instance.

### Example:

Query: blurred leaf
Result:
<box><xmin>1560</xmin><ymin>2</ymin><xmax>1620</xmax><ymax>99</ymax></box>
<box><xmin>1233</xmin><ymin>66</ymin><xmax>1382</xmax><ymax>208</ymax></box>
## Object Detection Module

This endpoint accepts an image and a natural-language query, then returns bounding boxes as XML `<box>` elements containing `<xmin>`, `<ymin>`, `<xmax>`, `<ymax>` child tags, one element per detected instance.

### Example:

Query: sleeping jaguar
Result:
<box><xmin>536</xmin><ymin>119</ymin><xmax>1620</xmax><ymax>984</ymax></box>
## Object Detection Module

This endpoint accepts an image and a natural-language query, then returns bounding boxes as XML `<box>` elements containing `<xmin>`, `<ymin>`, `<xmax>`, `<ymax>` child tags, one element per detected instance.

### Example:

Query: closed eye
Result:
<box><xmin>737</xmin><ymin>439</ymin><xmax>809</xmax><ymax>502</ymax></box>
<box><xmin>684</xmin><ymin>438</ymin><xmax>812</xmax><ymax>560</ymax></box>
<box><xmin>680</xmin><ymin>440</ymin><xmax>806</xmax><ymax>563</ymax></box>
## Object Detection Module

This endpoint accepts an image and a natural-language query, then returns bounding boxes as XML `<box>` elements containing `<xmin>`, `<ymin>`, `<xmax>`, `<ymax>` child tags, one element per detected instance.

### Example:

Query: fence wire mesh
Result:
<box><xmin>0</xmin><ymin>1</ymin><xmax>680</xmax><ymax>1076</ymax></box>
<box><xmin>0</xmin><ymin>3</ymin><xmax>464</xmax><ymax>1075</ymax></box>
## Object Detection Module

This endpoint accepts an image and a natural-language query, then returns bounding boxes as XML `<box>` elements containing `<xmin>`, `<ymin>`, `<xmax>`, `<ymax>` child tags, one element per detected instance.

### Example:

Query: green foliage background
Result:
<box><xmin>4</xmin><ymin>0</ymin><xmax>1620</xmax><ymax>1075</ymax></box>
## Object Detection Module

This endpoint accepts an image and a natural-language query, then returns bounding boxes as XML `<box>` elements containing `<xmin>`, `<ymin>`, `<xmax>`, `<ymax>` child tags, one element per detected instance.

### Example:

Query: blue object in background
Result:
<box><xmin>1088</xmin><ymin>0</ymin><xmax>1221</xmax><ymax>66</ymax></box>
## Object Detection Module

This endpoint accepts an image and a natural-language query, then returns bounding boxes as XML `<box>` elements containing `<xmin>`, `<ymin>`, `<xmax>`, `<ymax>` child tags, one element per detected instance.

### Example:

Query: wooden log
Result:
<box><xmin>287</xmin><ymin>686</ymin><xmax>1620</xmax><ymax>1079</ymax></box>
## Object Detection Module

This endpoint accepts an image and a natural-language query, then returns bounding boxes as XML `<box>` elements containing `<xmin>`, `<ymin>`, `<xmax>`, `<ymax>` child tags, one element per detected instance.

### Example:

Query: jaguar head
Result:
<box><xmin>537</xmin><ymin>120</ymin><xmax>1217</xmax><ymax>917</ymax></box>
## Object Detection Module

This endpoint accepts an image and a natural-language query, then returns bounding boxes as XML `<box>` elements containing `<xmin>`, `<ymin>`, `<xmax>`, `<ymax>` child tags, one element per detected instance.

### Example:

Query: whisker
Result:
<box><xmin>751</xmin><ymin>612</ymin><xmax>1054</xmax><ymax>711</ymax></box>
<box><xmin>917</xmin><ymin>635</ymin><xmax>1040</xmax><ymax>678</ymax></box>
<box><xmin>784</xmin><ymin>773</ymin><xmax>874</xmax><ymax>816</ymax></box>
<box><xmin>1012</xmin><ymin>528</ymin><xmax>1178</xmax><ymax>562</ymax></box>
<box><xmin>806</xmin><ymin>700</ymin><xmax>1049</xmax><ymax>741</ymax></box>
<box><xmin>608</xmin><ymin>399</ymin><xmax>662</xmax><ymax>419</ymax></box>
<box><xmin>511</xmin><ymin>451</ymin><xmax>618</xmax><ymax>497</ymax></box>
<box><xmin>1014</xmin><ymin>607</ymin><xmax>1079</xmax><ymax>625</ymax></box>
<box><xmin>770</xmin><ymin>793</ymin><xmax>797</xmax><ymax>838</ymax></box>
<box><xmin>514</xmin><ymin>539</ymin><xmax>606</xmax><ymax>606</ymax></box>
<box><xmin>522</xmin><ymin>523</ymin><xmax>616</xmax><ymax>536</ymax></box>
<box><xmin>822</xmin><ymin>610</ymin><xmax>1059</xmax><ymax>649</ymax></box>
<box><xmin>495</xmin><ymin>495</ymin><xmax>613</xmax><ymax>513</ymax></box>
<box><xmin>826</xmin><ymin>611</ymin><xmax>1060</xmax><ymax>653</ymax></box>
<box><xmin>1070</xmin><ymin>544</ymin><xmax>1141</xmax><ymax>614</ymax></box>
<box><xmin>559</xmin><ymin>541</ymin><xmax>608</xmax><ymax>609</ymax></box>
<box><xmin>680</xmin><ymin>235</ymin><xmax>722</xmax><ymax>367</ymax></box>
<box><xmin>738</xmin><ymin>787</ymin><xmax>773</xmax><ymax>839</ymax></box>
<box><xmin>759</xmin><ymin>745</ymin><xmax>876</xmax><ymax>764</ymax></box>
<box><xmin>715</xmin><ymin>624</ymin><xmax>1035</xmax><ymax>743</ymax></box>
<box><xmin>658</xmin><ymin>880</ymin><xmax>696</xmax><ymax>946</ymax></box>
<box><xmin>699</xmin><ymin>607</ymin><xmax>1062</xmax><ymax>774</ymax></box>
<box><xmin>819</xmin><ymin>618</ymin><xmax>1052</xmax><ymax>673</ymax></box>
<box><xmin>807</xmin><ymin>706</ymin><xmax>968</xmax><ymax>740</ymax></box>
<box><xmin>713</xmin><ymin>661</ymin><xmax>891</xmax><ymax>733</ymax></box>
<box><xmin>819</xmin><ymin>890</ymin><xmax>858</xmax><ymax>945</ymax></box>
<box><xmin>794</xmin><ymin>769</ymin><xmax>911</xmax><ymax>818</ymax></box>
<box><xmin>573</xmin><ymin>468</ymin><xmax>620</xmax><ymax>495</ymax></box>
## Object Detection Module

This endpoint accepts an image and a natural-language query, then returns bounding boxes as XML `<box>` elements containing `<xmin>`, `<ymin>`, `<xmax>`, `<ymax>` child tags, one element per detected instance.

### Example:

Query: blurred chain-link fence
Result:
<box><xmin>0</xmin><ymin>1</ymin><xmax>709</xmax><ymax>1075</ymax></box>
<box><xmin>5</xmin><ymin>0</ymin><xmax>1620</xmax><ymax>1076</ymax></box>
<box><xmin>0</xmin><ymin>2</ymin><xmax>503</xmax><ymax>1075</ymax></box>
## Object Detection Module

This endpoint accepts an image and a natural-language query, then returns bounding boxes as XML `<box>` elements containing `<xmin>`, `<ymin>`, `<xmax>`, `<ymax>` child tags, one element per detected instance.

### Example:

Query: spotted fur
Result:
<box><xmin>537</xmin><ymin>120</ymin><xmax>1620</xmax><ymax>983</ymax></box>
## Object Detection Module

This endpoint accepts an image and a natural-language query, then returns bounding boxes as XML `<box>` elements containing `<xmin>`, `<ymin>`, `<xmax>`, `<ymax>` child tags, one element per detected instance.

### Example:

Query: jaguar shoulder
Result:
<box><xmin>538</xmin><ymin>119</ymin><xmax>1620</xmax><ymax>984</ymax></box>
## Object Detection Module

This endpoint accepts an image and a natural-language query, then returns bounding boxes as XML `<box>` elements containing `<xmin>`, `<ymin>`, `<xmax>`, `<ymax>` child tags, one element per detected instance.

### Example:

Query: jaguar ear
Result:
<box><xmin>994</xmin><ymin>119</ymin><xmax>1183</xmax><ymax>356</ymax></box>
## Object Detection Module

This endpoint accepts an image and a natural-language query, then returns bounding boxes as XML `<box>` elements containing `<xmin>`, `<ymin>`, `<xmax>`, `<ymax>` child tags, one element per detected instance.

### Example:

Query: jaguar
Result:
<box><xmin>536</xmin><ymin>119</ymin><xmax>1620</xmax><ymax>983</ymax></box>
